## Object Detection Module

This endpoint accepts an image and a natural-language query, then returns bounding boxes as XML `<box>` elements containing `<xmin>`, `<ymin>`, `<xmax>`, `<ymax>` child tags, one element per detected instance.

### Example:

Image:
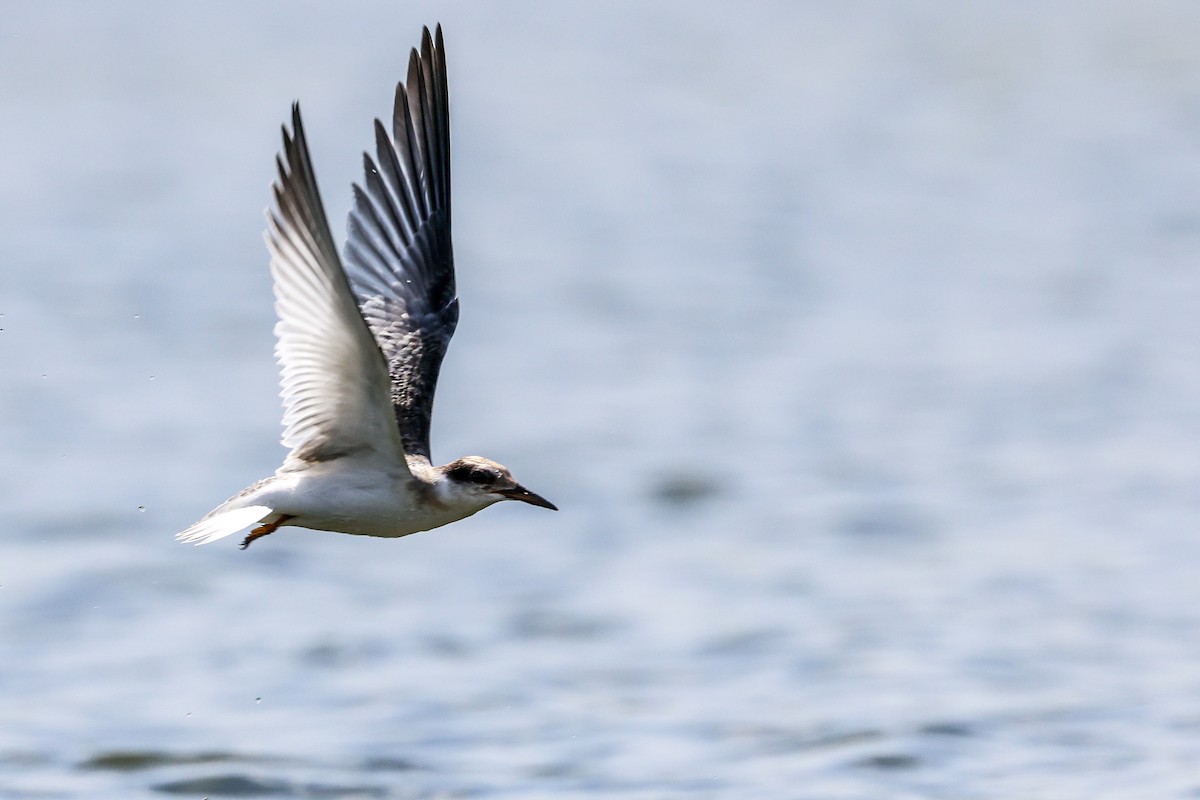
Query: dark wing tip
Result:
<box><xmin>286</xmin><ymin>102</ymin><xmax>304</xmax><ymax>156</ymax></box>
<box><xmin>406</xmin><ymin>46</ymin><xmax>422</xmax><ymax>95</ymax></box>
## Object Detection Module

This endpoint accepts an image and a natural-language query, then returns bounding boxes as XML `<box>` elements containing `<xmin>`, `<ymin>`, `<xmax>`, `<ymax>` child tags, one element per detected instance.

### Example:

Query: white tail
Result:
<box><xmin>176</xmin><ymin>505</ymin><xmax>275</xmax><ymax>545</ymax></box>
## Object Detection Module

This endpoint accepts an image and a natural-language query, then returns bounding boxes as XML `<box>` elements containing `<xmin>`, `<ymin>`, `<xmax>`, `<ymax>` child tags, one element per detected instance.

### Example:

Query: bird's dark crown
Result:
<box><xmin>442</xmin><ymin>456</ymin><xmax>510</xmax><ymax>487</ymax></box>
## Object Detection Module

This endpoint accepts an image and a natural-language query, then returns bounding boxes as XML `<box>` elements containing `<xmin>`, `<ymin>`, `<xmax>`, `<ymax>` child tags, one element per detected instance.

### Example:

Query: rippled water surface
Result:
<box><xmin>4</xmin><ymin>2</ymin><xmax>1200</xmax><ymax>797</ymax></box>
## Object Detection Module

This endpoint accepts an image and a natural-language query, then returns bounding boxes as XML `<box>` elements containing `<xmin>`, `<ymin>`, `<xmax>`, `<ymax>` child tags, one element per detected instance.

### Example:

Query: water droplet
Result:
<box><xmin>148</xmin><ymin>375</ymin><xmax>155</xmax><ymax>381</ymax></box>
<box><xmin>137</xmin><ymin>505</ymin><xmax>145</xmax><ymax>512</ymax></box>
<box><xmin>254</xmin><ymin>697</ymin><xmax>262</xmax><ymax>704</ymax></box>
<box><xmin>133</xmin><ymin>314</ymin><xmax>141</xmax><ymax>319</ymax></box>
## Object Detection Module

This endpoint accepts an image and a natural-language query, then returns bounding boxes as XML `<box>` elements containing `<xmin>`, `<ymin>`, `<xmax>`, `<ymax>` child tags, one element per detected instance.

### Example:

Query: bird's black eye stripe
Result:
<box><xmin>449</xmin><ymin>464</ymin><xmax>495</xmax><ymax>485</ymax></box>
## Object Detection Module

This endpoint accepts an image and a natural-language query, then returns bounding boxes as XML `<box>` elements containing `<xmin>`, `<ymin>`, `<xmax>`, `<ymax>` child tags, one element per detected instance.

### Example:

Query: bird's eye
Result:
<box><xmin>466</xmin><ymin>468</ymin><xmax>493</xmax><ymax>485</ymax></box>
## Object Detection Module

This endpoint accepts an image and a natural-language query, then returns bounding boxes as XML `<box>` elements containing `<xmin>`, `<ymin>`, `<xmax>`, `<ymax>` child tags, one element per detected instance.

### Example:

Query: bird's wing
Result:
<box><xmin>267</xmin><ymin>104</ymin><xmax>412</xmax><ymax>476</ymax></box>
<box><xmin>343</xmin><ymin>25</ymin><xmax>458</xmax><ymax>462</ymax></box>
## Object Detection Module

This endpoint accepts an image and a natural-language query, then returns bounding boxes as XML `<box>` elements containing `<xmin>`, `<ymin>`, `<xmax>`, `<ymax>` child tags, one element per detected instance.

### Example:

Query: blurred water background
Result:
<box><xmin>3</xmin><ymin>1</ymin><xmax>1200</xmax><ymax>797</ymax></box>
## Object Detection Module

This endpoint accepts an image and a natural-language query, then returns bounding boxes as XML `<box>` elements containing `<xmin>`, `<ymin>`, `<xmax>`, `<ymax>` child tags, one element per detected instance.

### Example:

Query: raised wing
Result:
<box><xmin>343</xmin><ymin>24</ymin><xmax>457</xmax><ymax>461</ymax></box>
<box><xmin>267</xmin><ymin>105</ymin><xmax>411</xmax><ymax>475</ymax></box>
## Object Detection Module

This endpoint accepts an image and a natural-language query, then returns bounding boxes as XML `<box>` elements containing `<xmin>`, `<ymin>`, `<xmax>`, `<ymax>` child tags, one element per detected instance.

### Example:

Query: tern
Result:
<box><xmin>177</xmin><ymin>25</ymin><xmax>556</xmax><ymax>550</ymax></box>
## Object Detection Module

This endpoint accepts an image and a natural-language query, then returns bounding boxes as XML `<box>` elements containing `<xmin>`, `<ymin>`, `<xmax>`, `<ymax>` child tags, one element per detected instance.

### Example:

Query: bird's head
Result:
<box><xmin>440</xmin><ymin>456</ymin><xmax>558</xmax><ymax>512</ymax></box>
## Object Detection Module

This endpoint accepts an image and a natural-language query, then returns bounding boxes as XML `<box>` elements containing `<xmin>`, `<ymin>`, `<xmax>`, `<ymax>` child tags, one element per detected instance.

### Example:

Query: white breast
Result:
<box><xmin>261</xmin><ymin>462</ymin><xmax>488</xmax><ymax>538</ymax></box>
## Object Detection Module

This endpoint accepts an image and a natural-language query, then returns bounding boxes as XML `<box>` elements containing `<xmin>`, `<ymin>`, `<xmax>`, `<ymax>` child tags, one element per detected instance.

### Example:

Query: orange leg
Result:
<box><xmin>240</xmin><ymin>514</ymin><xmax>295</xmax><ymax>550</ymax></box>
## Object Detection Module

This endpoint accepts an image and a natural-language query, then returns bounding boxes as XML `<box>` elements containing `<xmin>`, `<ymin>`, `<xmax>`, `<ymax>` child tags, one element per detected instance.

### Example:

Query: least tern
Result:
<box><xmin>177</xmin><ymin>25</ymin><xmax>556</xmax><ymax>550</ymax></box>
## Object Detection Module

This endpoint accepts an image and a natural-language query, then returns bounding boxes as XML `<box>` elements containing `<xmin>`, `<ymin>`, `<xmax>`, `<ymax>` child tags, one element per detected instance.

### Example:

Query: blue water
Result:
<box><xmin>4</xmin><ymin>2</ymin><xmax>1200</xmax><ymax>797</ymax></box>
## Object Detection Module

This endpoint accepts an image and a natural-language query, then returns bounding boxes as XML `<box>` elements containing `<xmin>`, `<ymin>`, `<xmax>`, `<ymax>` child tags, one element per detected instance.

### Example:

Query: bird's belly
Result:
<box><xmin>270</xmin><ymin>472</ymin><xmax>475</xmax><ymax>538</ymax></box>
<box><xmin>298</xmin><ymin>503</ymin><xmax>474</xmax><ymax>538</ymax></box>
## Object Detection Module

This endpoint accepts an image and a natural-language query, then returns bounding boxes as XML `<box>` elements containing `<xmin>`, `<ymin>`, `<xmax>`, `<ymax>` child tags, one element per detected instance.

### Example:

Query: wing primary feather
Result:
<box><xmin>372</xmin><ymin>121</ymin><xmax>420</xmax><ymax>244</ymax></box>
<box><xmin>417</xmin><ymin>29</ymin><xmax>439</xmax><ymax>212</ymax></box>
<box><xmin>433</xmin><ymin>24</ymin><xmax>451</xmax><ymax>220</ymax></box>
<box><xmin>345</xmin><ymin>211</ymin><xmax>402</xmax><ymax>295</ymax></box>
<box><xmin>401</xmin><ymin>53</ymin><xmax>431</xmax><ymax>222</ymax></box>
<box><xmin>342</xmin><ymin>26</ymin><xmax>458</xmax><ymax>460</ymax></box>
<box><xmin>265</xmin><ymin>102</ymin><xmax>410</xmax><ymax>474</ymax></box>
<box><xmin>357</xmin><ymin>158</ymin><xmax>411</xmax><ymax>262</ymax></box>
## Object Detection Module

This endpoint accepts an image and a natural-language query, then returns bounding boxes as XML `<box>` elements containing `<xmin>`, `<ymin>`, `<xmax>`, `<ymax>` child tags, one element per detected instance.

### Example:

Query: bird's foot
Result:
<box><xmin>240</xmin><ymin>514</ymin><xmax>295</xmax><ymax>550</ymax></box>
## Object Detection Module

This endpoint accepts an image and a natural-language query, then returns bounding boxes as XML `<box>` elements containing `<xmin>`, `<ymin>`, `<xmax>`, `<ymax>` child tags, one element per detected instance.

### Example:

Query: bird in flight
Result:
<box><xmin>177</xmin><ymin>25</ymin><xmax>556</xmax><ymax>550</ymax></box>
